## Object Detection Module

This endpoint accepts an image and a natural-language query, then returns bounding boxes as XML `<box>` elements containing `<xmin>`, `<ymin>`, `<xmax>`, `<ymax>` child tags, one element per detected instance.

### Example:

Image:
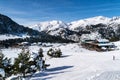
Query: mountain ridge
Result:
<box><xmin>30</xmin><ymin>16</ymin><xmax>120</xmax><ymax>31</ymax></box>
<box><xmin>30</xmin><ymin>16</ymin><xmax>120</xmax><ymax>41</ymax></box>
<box><xmin>0</xmin><ymin>13</ymin><xmax>74</xmax><ymax>44</ymax></box>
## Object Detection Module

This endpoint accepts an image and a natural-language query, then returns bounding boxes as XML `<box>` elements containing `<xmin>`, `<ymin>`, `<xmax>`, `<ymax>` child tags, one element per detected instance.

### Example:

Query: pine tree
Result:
<box><xmin>32</xmin><ymin>48</ymin><xmax>46</xmax><ymax>71</ymax></box>
<box><xmin>47</xmin><ymin>48</ymin><xmax>62</xmax><ymax>58</ymax></box>
<box><xmin>47</xmin><ymin>48</ymin><xmax>54</xmax><ymax>57</ymax></box>
<box><xmin>55</xmin><ymin>48</ymin><xmax>62</xmax><ymax>57</ymax></box>
<box><xmin>13</xmin><ymin>48</ymin><xmax>30</xmax><ymax>77</ymax></box>
<box><xmin>0</xmin><ymin>51</ymin><xmax>12</xmax><ymax>77</ymax></box>
<box><xmin>38</xmin><ymin>48</ymin><xmax>43</xmax><ymax>58</ymax></box>
<box><xmin>37</xmin><ymin>48</ymin><xmax>45</xmax><ymax>71</ymax></box>
<box><xmin>0</xmin><ymin>52</ymin><xmax>4</xmax><ymax>68</ymax></box>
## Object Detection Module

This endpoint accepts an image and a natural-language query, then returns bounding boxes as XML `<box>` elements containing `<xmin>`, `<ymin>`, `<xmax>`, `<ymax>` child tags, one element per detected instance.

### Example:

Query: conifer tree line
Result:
<box><xmin>0</xmin><ymin>36</ymin><xmax>74</xmax><ymax>48</ymax></box>
<box><xmin>0</xmin><ymin>47</ymin><xmax>62</xmax><ymax>79</ymax></box>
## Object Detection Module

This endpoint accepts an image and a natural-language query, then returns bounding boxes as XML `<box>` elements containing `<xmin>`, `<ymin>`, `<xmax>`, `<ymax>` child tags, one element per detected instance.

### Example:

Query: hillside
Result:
<box><xmin>0</xmin><ymin>14</ymin><xmax>41</xmax><ymax>36</ymax></box>
<box><xmin>0</xmin><ymin>14</ymin><xmax>74</xmax><ymax>44</ymax></box>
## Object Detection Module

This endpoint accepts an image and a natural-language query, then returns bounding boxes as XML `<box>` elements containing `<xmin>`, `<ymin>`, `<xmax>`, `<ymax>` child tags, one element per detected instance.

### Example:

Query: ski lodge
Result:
<box><xmin>81</xmin><ymin>39</ymin><xmax>116</xmax><ymax>51</ymax></box>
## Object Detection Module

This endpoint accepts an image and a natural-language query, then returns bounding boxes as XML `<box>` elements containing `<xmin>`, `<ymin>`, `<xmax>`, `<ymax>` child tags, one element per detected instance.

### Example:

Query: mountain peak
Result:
<box><xmin>30</xmin><ymin>20</ymin><xmax>68</xmax><ymax>32</ymax></box>
<box><xmin>89</xmin><ymin>16</ymin><xmax>109</xmax><ymax>20</ymax></box>
<box><xmin>30</xmin><ymin>16</ymin><xmax>120</xmax><ymax>31</ymax></box>
<box><xmin>111</xmin><ymin>16</ymin><xmax>120</xmax><ymax>21</ymax></box>
<box><xmin>49</xmin><ymin>20</ymin><xmax>63</xmax><ymax>24</ymax></box>
<box><xmin>69</xmin><ymin>16</ymin><xmax>110</xmax><ymax>30</ymax></box>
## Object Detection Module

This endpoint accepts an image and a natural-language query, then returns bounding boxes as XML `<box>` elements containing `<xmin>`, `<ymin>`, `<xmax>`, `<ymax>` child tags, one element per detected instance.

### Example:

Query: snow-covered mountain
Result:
<box><xmin>69</xmin><ymin>16</ymin><xmax>110</xmax><ymax>30</ymax></box>
<box><xmin>30</xmin><ymin>20</ymin><xmax>68</xmax><ymax>32</ymax></box>
<box><xmin>30</xmin><ymin>16</ymin><xmax>120</xmax><ymax>31</ymax></box>
<box><xmin>71</xmin><ymin>16</ymin><xmax>120</xmax><ymax>41</ymax></box>
<box><xmin>1</xmin><ymin>13</ymin><xmax>120</xmax><ymax>42</ymax></box>
<box><xmin>0</xmin><ymin>14</ymin><xmax>42</xmax><ymax>37</ymax></box>
<box><xmin>0</xmin><ymin>14</ymin><xmax>74</xmax><ymax>43</ymax></box>
<box><xmin>30</xmin><ymin>16</ymin><xmax>120</xmax><ymax>42</ymax></box>
<box><xmin>30</xmin><ymin>20</ymin><xmax>82</xmax><ymax>41</ymax></box>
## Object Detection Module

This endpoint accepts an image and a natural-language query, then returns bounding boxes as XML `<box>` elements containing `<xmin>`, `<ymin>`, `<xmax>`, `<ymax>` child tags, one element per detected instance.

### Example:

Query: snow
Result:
<box><xmin>29</xmin><ymin>16</ymin><xmax>120</xmax><ymax>33</ymax></box>
<box><xmin>69</xmin><ymin>16</ymin><xmax>110</xmax><ymax>30</ymax></box>
<box><xmin>30</xmin><ymin>20</ymin><xmax>68</xmax><ymax>32</ymax></box>
<box><xmin>3</xmin><ymin>41</ymin><xmax>120</xmax><ymax>80</ymax></box>
<box><xmin>28</xmin><ymin>16</ymin><xmax>120</xmax><ymax>41</ymax></box>
<box><xmin>97</xmin><ymin>43</ymin><xmax>113</xmax><ymax>46</ymax></box>
<box><xmin>0</xmin><ymin>34</ymin><xmax>30</xmax><ymax>40</ymax></box>
<box><xmin>96</xmin><ymin>39</ymin><xmax>109</xmax><ymax>42</ymax></box>
<box><xmin>81</xmin><ymin>32</ymin><xmax>101</xmax><ymax>40</ymax></box>
<box><xmin>113</xmin><ymin>41</ymin><xmax>120</xmax><ymax>49</ymax></box>
<box><xmin>2</xmin><ymin>48</ymin><xmax>21</xmax><ymax>64</ymax></box>
<box><xmin>0</xmin><ymin>68</ymin><xmax>5</xmax><ymax>77</ymax></box>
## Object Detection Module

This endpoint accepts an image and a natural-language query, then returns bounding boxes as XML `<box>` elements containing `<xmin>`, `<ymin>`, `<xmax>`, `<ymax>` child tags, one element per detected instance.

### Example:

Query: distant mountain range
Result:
<box><xmin>0</xmin><ymin>14</ymin><xmax>74</xmax><ymax>43</ymax></box>
<box><xmin>30</xmin><ymin>16</ymin><xmax>120</xmax><ymax>41</ymax></box>
<box><xmin>1</xmin><ymin>13</ymin><xmax>120</xmax><ymax>42</ymax></box>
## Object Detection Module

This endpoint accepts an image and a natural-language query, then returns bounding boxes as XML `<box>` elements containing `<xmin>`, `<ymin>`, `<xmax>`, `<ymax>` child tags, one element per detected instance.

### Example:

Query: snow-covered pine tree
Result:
<box><xmin>36</xmin><ymin>48</ymin><xmax>45</xmax><ymax>71</ymax></box>
<box><xmin>55</xmin><ymin>48</ymin><xmax>62</xmax><ymax>57</ymax></box>
<box><xmin>0</xmin><ymin>51</ymin><xmax>12</xmax><ymax>78</ymax></box>
<box><xmin>31</xmin><ymin>48</ymin><xmax>47</xmax><ymax>71</ymax></box>
<box><xmin>47</xmin><ymin>48</ymin><xmax>54</xmax><ymax>57</ymax></box>
<box><xmin>38</xmin><ymin>48</ymin><xmax>44</xmax><ymax>58</ymax></box>
<box><xmin>13</xmin><ymin>48</ymin><xmax>31</xmax><ymax>77</ymax></box>
<box><xmin>3</xmin><ymin>57</ymin><xmax>12</xmax><ymax>77</ymax></box>
<box><xmin>47</xmin><ymin>48</ymin><xmax>62</xmax><ymax>58</ymax></box>
<box><xmin>0</xmin><ymin>52</ymin><xmax>4</xmax><ymax>68</ymax></box>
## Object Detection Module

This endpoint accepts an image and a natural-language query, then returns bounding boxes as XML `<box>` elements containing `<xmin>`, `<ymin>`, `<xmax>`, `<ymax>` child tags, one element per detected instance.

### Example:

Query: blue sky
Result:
<box><xmin>1</xmin><ymin>0</ymin><xmax>120</xmax><ymax>26</ymax></box>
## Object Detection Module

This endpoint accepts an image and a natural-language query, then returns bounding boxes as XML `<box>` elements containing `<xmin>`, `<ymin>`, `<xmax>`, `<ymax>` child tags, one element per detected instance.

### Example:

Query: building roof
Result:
<box><xmin>97</xmin><ymin>43</ymin><xmax>114</xmax><ymax>47</ymax></box>
<box><xmin>96</xmin><ymin>39</ymin><xmax>109</xmax><ymax>43</ymax></box>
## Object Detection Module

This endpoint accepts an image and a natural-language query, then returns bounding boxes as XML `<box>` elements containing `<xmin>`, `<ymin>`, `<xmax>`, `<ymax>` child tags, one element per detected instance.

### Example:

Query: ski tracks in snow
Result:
<box><xmin>89</xmin><ymin>71</ymin><xmax>120</xmax><ymax>80</ymax></box>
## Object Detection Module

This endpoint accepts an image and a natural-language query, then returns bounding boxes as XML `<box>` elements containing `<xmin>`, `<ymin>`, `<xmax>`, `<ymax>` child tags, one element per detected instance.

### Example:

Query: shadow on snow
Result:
<box><xmin>31</xmin><ymin>66</ymin><xmax>73</xmax><ymax>79</ymax></box>
<box><xmin>47</xmin><ymin>66</ymin><xmax>73</xmax><ymax>72</ymax></box>
<box><xmin>10</xmin><ymin>66</ymin><xmax>73</xmax><ymax>80</ymax></box>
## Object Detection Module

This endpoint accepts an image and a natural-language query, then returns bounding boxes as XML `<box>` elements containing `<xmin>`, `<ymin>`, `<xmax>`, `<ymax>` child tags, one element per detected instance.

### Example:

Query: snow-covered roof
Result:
<box><xmin>95</xmin><ymin>39</ymin><xmax>114</xmax><ymax>47</ymax></box>
<box><xmin>96</xmin><ymin>39</ymin><xmax>109</xmax><ymax>43</ymax></box>
<box><xmin>97</xmin><ymin>43</ymin><xmax>114</xmax><ymax>47</ymax></box>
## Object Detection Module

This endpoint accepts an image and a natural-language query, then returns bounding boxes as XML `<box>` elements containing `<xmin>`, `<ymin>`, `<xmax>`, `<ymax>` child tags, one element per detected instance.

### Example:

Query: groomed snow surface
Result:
<box><xmin>5</xmin><ymin>41</ymin><xmax>120</xmax><ymax>80</ymax></box>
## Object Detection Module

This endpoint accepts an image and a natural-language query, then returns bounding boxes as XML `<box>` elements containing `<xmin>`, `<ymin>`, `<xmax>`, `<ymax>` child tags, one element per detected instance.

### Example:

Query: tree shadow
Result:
<box><xmin>11</xmin><ymin>66</ymin><xmax>73</xmax><ymax>80</ymax></box>
<box><xmin>61</xmin><ymin>55</ymin><xmax>70</xmax><ymax>58</ymax></box>
<box><xmin>31</xmin><ymin>65</ymin><xmax>73</xmax><ymax>78</ymax></box>
<box><xmin>47</xmin><ymin>66</ymin><xmax>73</xmax><ymax>72</ymax></box>
<box><xmin>28</xmin><ymin>76</ymin><xmax>53</xmax><ymax>80</ymax></box>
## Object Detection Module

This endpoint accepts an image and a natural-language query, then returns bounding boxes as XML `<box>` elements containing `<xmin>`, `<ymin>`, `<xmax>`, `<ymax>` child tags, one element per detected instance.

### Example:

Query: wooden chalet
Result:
<box><xmin>81</xmin><ymin>39</ymin><xmax>116</xmax><ymax>51</ymax></box>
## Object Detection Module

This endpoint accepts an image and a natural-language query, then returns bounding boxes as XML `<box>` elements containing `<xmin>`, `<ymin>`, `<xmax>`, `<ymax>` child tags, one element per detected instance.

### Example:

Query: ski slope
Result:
<box><xmin>4</xmin><ymin>41</ymin><xmax>120</xmax><ymax>80</ymax></box>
